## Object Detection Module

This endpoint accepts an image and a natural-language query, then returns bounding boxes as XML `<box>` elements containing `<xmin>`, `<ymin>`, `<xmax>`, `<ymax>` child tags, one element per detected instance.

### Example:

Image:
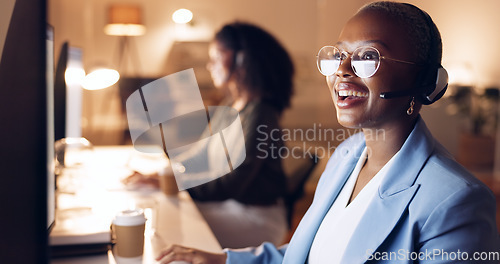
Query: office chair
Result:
<box><xmin>283</xmin><ymin>148</ymin><xmax>318</xmax><ymax>229</ymax></box>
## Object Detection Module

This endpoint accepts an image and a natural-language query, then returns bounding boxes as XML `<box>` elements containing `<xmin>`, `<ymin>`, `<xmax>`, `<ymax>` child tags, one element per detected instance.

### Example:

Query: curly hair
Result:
<box><xmin>359</xmin><ymin>1</ymin><xmax>443</xmax><ymax>66</ymax></box>
<box><xmin>214</xmin><ymin>22</ymin><xmax>294</xmax><ymax>114</ymax></box>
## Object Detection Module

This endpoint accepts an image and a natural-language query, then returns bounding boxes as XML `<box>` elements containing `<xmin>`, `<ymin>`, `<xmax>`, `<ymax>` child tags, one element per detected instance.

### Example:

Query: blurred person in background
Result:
<box><xmin>125</xmin><ymin>21</ymin><xmax>295</xmax><ymax>249</ymax></box>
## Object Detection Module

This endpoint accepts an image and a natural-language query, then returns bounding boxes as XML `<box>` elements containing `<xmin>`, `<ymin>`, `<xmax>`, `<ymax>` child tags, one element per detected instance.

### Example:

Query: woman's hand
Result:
<box><xmin>121</xmin><ymin>171</ymin><xmax>160</xmax><ymax>188</ymax></box>
<box><xmin>156</xmin><ymin>244</ymin><xmax>227</xmax><ymax>264</ymax></box>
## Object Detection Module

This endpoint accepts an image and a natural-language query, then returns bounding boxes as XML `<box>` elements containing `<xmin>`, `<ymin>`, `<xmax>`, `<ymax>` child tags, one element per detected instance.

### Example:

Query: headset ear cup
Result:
<box><xmin>235</xmin><ymin>52</ymin><xmax>244</xmax><ymax>68</ymax></box>
<box><xmin>227</xmin><ymin>52</ymin><xmax>243</xmax><ymax>82</ymax></box>
<box><xmin>421</xmin><ymin>67</ymin><xmax>448</xmax><ymax>105</ymax></box>
<box><xmin>435</xmin><ymin>67</ymin><xmax>449</xmax><ymax>92</ymax></box>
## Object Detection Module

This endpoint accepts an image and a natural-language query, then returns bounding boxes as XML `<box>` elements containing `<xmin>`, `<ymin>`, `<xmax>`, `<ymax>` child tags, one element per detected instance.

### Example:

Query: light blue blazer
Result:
<box><xmin>226</xmin><ymin>118</ymin><xmax>499</xmax><ymax>263</ymax></box>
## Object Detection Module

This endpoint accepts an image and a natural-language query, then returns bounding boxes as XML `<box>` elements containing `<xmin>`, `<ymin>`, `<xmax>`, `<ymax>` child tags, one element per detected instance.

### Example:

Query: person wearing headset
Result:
<box><xmin>186</xmin><ymin>22</ymin><xmax>294</xmax><ymax>249</ymax></box>
<box><xmin>155</xmin><ymin>1</ymin><xmax>499</xmax><ymax>263</ymax></box>
<box><xmin>125</xmin><ymin>21</ymin><xmax>295</xmax><ymax>249</ymax></box>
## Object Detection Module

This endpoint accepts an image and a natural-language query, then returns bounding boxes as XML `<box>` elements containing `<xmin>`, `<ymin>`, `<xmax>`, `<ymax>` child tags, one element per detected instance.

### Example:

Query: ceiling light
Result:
<box><xmin>172</xmin><ymin>9</ymin><xmax>193</xmax><ymax>24</ymax></box>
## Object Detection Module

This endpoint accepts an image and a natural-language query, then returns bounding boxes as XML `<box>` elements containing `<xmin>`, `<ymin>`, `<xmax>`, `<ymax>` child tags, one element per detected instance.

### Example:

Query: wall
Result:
<box><xmin>49</xmin><ymin>0</ymin><xmax>500</xmax><ymax>159</ymax></box>
<box><xmin>48</xmin><ymin>0</ymin><xmax>346</xmax><ymax>146</ymax></box>
<box><xmin>418</xmin><ymin>0</ymin><xmax>500</xmax><ymax>88</ymax></box>
<box><xmin>49</xmin><ymin>0</ymin><xmax>323</xmax><ymax>77</ymax></box>
<box><xmin>406</xmin><ymin>0</ymin><xmax>500</xmax><ymax>157</ymax></box>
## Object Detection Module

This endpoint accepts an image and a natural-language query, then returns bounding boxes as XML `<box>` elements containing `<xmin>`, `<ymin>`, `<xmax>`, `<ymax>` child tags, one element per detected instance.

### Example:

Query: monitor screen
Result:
<box><xmin>54</xmin><ymin>41</ymin><xmax>67</xmax><ymax>141</ymax></box>
<box><xmin>54</xmin><ymin>42</ymin><xmax>84</xmax><ymax>141</ymax></box>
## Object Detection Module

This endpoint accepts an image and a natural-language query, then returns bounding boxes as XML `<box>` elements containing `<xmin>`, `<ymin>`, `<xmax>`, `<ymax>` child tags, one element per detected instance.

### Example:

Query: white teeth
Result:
<box><xmin>338</xmin><ymin>90</ymin><xmax>368</xmax><ymax>97</ymax></box>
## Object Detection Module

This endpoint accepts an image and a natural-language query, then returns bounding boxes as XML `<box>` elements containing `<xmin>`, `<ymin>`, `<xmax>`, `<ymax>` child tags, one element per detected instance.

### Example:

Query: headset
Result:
<box><xmin>379</xmin><ymin>3</ymin><xmax>448</xmax><ymax>105</ymax></box>
<box><xmin>235</xmin><ymin>51</ymin><xmax>244</xmax><ymax>69</ymax></box>
<box><xmin>222</xmin><ymin>24</ymin><xmax>245</xmax><ymax>83</ymax></box>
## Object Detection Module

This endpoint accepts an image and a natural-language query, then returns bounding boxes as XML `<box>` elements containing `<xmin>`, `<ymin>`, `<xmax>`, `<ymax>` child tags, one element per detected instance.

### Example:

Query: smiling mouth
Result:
<box><xmin>337</xmin><ymin>90</ymin><xmax>369</xmax><ymax>100</ymax></box>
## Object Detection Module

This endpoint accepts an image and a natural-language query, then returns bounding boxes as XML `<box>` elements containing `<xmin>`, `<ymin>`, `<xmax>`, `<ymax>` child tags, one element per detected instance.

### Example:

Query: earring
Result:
<box><xmin>407</xmin><ymin>97</ymin><xmax>415</xmax><ymax>115</ymax></box>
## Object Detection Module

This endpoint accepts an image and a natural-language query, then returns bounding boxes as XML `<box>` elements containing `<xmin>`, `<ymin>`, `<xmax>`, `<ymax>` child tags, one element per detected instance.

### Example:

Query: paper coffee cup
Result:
<box><xmin>159</xmin><ymin>167</ymin><xmax>179</xmax><ymax>196</ymax></box>
<box><xmin>159</xmin><ymin>174</ymin><xmax>179</xmax><ymax>196</ymax></box>
<box><xmin>112</xmin><ymin>209</ymin><xmax>147</xmax><ymax>258</ymax></box>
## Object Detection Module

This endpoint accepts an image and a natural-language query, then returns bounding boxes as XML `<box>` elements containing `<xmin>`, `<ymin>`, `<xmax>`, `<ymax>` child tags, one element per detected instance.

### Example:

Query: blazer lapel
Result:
<box><xmin>340</xmin><ymin>185</ymin><xmax>420</xmax><ymax>263</ymax></box>
<box><xmin>283</xmin><ymin>138</ymin><xmax>365</xmax><ymax>263</ymax></box>
<box><xmin>284</xmin><ymin>117</ymin><xmax>436</xmax><ymax>264</ymax></box>
<box><xmin>341</xmin><ymin>118</ymin><xmax>435</xmax><ymax>263</ymax></box>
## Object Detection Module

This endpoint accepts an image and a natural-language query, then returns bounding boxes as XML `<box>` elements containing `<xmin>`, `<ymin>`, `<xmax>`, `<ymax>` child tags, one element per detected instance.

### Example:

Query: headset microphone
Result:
<box><xmin>379</xmin><ymin>67</ymin><xmax>448</xmax><ymax>104</ymax></box>
<box><xmin>379</xmin><ymin>90</ymin><xmax>414</xmax><ymax>99</ymax></box>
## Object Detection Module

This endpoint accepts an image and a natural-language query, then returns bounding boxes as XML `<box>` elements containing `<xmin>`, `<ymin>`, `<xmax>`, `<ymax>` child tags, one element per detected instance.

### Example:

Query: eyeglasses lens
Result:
<box><xmin>351</xmin><ymin>47</ymin><xmax>380</xmax><ymax>78</ymax></box>
<box><xmin>317</xmin><ymin>46</ymin><xmax>339</xmax><ymax>76</ymax></box>
<box><xmin>317</xmin><ymin>46</ymin><xmax>381</xmax><ymax>78</ymax></box>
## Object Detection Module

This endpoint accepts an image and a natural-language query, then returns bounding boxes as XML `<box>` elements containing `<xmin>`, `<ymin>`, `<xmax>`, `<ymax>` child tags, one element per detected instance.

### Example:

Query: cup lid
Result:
<box><xmin>113</xmin><ymin>209</ymin><xmax>147</xmax><ymax>226</ymax></box>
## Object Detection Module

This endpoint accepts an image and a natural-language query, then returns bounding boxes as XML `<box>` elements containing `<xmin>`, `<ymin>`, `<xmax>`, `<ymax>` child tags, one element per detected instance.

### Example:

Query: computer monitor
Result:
<box><xmin>54</xmin><ymin>41</ymin><xmax>67</xmax><ymax>141</ymax></box>
<box><xmin>54</xmin><ymin>42</ymin><xmax>84</xmax><ymax>141</ymax></box>
<box><xmin>0</xmin><ymin>0</ymin><xmax>49</xmax><ymax>263</ymax></box>
<box><xmin>47</xmin><ymin>24</ymin><xmax>56</xmax><ymax>233</ymax></box>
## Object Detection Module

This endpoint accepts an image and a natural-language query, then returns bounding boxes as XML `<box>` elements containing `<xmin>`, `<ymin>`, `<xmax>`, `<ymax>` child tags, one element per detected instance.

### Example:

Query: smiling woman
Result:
<box><xmin>154</xmin><ymin>2</ymin><xmax>500</xmax><ymax>264</ymax></box>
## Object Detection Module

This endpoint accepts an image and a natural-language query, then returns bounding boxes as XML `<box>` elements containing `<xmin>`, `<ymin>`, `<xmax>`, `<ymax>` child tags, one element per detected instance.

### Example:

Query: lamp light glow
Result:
<box><xmin>172</xmin><ymin>9</ymin><xmax>193</xmax><ymax>24</ymax></box>
<box><xmin>104</xmin><ymin>24</ymin><xmax>146</xmax><ymax>36</ymax></box>
<box><xmin>104</xmin><ymin>5</ymin><xmax>146</xmax><ymax>36</ymax></box>
<box><xmin>64</xmin><ymin>67</ymin><xmax>86</xmax><ymax>86</ymax></box>
<box><xmin>81</xmin><ymin>68</ymin><xmax>120</xmax><ymax>90</ymax></box>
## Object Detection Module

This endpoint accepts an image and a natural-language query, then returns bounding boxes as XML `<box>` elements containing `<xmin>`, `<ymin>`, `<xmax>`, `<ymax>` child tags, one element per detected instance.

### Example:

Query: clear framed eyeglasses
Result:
<box><xmin>316</xmin><ymin>46</ymin><xmax>418</xmax><ymax>78</ymax></box>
